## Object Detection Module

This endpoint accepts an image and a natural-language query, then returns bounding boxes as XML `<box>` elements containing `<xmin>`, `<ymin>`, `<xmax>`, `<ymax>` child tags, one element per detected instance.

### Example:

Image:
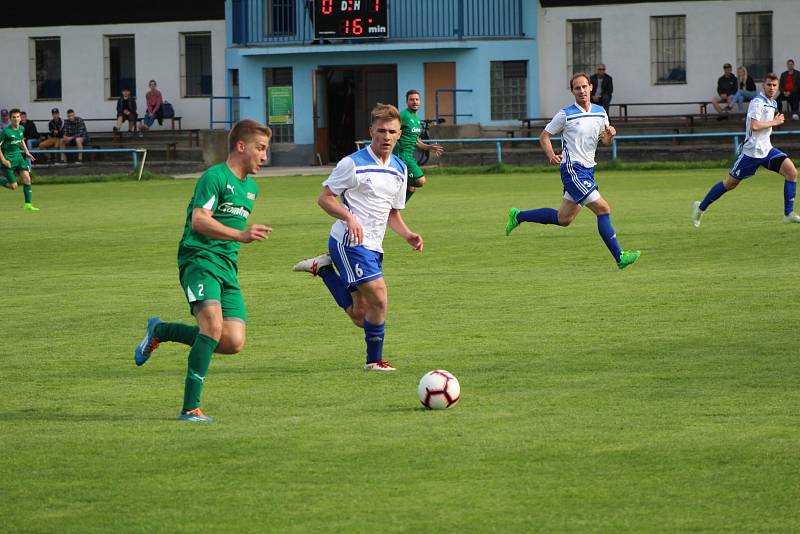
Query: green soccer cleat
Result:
<box><xmin>617</xmin><ymin>250</ymin><xmax>641</xmax><ymax>270</ymax></box>
<box><xmin>505</xmin><ymin>207</ymin><xmax>520</xmax><ymax>236</ymax></box>
<box><xmin>23</xmin><ymin>203</ymin><xmax>40</xmax><ymax>211</ymax></box>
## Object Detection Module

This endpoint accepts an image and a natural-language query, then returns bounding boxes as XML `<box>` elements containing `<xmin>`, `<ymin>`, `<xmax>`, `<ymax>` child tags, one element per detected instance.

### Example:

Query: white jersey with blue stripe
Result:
<box><xmin>322</xmin><ymin>145</ymin><xmax>407</xmax><ymax>253</ymax></box>
<box><xmin>544</xmin><ymin>103</ymin><xmax>609</xmax><ymax>168</ymax></box>
<box><xmin>742</xmin><ymin>93</ymin><xmax>777</xmax><ymax>159</ymax></box>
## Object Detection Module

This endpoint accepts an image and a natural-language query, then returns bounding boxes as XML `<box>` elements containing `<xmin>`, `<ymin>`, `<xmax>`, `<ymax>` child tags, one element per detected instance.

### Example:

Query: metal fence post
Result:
<box><xmin>612</xmin><ymin>139</ymin><xmax>617</xmax><ymax>160</ymax></box>
<box><xmin>496</xmin><ymin>142</ymin><xmax>502</xmax><ymax>163</ymax></box>
<box><xmin>733</xmin><ymin>136</ymin><xmax>739</xmax><ymax>155</ymax></box>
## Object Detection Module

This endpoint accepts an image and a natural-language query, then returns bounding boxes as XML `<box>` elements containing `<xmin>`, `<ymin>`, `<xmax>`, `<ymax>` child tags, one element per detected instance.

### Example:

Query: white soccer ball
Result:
<box><xmin>418</xmin><ymin>370</ymin><xmax>461</xmax><ymax>410</ymax></box>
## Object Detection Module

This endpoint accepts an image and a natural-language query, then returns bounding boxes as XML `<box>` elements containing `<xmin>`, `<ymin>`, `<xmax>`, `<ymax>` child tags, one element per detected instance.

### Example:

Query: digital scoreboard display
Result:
<box><xmin>314</xmin><ymin>0</ymin><xmax>388</xmax><ymax>40</ymax></box>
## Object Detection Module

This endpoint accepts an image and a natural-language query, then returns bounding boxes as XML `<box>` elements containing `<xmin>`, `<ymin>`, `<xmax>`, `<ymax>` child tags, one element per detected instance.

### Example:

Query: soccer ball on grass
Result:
<box><xmin>418</xmin><ymin>370</ymin><xmax>460</xmax><ymax>409</ymax></box>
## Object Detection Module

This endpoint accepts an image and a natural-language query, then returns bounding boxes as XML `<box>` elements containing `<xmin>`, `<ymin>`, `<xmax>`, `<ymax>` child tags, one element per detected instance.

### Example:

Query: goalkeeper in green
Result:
<box><xmin>393</xmin><ymin>90</ymin><xmax>444</xmax><ymax>201</ymax></box>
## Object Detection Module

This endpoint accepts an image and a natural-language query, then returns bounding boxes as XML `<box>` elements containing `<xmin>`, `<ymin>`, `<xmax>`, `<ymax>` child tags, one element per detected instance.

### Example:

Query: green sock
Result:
<box><xmin>23</xmin><ymin>184</ymin><xmax>32</xmax><ymax>203</ymax></box>
<box><xmin>155</xmin><ymin>322</ymin><xmax>199</xmax><ymax>346</ymax></box>
<box><xmin>182</xmin><ymin>333</ymin><xmax>218</xmax><ymax>411</ymax></box>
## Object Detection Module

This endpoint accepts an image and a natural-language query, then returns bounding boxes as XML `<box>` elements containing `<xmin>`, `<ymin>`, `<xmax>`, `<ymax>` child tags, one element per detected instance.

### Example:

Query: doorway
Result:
<box><xmin>313</xmin><ymin>65</ymin><xmax>397</xmax><ymax>163</ymax></box>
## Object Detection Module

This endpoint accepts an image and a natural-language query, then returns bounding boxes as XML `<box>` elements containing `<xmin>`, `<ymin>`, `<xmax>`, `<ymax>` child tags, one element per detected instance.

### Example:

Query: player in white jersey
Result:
<box><xmin>505</xmin><ymin>73</ymin><xmax>641</xmax><ymax>270</ymax></box>
<box><xmin>292</xmin><ymin>104</ymin><xmax>424</xmax><ymax>371</ymax></box>
<box><xmin>692</xmin><ymin>73</ymin><xmax>799</xmax><ymax>227</ymax></box>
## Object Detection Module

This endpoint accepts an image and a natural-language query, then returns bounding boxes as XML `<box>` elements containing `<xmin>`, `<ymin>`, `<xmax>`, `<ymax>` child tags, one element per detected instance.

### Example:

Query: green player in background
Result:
<box><xmin>0</xmin><ymin>108</ymin><xmax>39</xmax><ymax>211</ymax></box>
<box><xmin>134</xmin><ymin>119</ymin><xmax>273</xmax><ymax>423</ymax></box>
<box><xmin>393</xmin><ymin>89</ymin><xmax>444</xmax><ymax>201</ymax></box>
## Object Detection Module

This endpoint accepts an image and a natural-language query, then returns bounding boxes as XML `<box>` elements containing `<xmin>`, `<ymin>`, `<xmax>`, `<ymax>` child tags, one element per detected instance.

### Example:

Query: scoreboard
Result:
<box><xmin>314</xmin><ymin>0</ymin><xmax>388</xmax><ymax>40</ymax></box>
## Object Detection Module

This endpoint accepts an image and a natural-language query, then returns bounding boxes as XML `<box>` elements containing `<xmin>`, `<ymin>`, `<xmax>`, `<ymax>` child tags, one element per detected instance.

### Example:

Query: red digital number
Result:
<box><xmin>321</xmin><ymin>0</ymin><xmax>333</xmax><ymax>15</ymax></box>
<box><xmin>371</xmin><ymin>0</ymin><xmax>380</xmax><ymax>13</ymax></box>
<box><xmin>352</xmin><ymin>18</ymin><xmax>363</xmax><ymax>35</ymax></box>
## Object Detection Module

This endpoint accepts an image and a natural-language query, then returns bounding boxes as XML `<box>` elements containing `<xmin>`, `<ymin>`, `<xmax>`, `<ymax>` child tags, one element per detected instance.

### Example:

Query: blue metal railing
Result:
<box><xmin>435</xmin><ymin>88</ymin><xmax>472</xmax><ymax>124</ymax></box>
<box><xmin>209</xmin><ymin>95</ymin><xmax>252</xmax><ymax>129</ymax></box>
<box><xmin>231</xmin><ymin>0</ymin><xmax>524</xmax><ymax>46</ymax></box>
<box><xmin>30</xmin><ymin>148</ymin><xmax>147</xmax><ymax>171</ymax></box>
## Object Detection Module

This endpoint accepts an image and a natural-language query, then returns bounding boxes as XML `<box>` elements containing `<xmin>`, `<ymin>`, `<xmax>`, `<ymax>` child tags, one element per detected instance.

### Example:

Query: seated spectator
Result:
<box><xmin>19</xmin><ymin>111</ymin><xmax>41</xmax><ymax>150</ymax></box>
<box><xmin>113</xmin><ymin>88</ymin><xmax>138</xmax><ymax>134</ymax></box>
<box><xmin>712</xmin><ymin>63</ymin><xmax>737</xmax><ymax>120</ymax></box>
<box><xmin>38</xmin><ymin>108</ymin><xmax>65</xmax><ymax>162</ymax></box>
<box><xmin>58</xmin><ymin>109</ymin><xmax>89</xmax><ymax>165</ymax></box>
<box><xmin>731</xmin><ymin>65</ymin><xmax>757</xmax><ymax>113</ymax></box>
<box><xmin>140</xmin><ymin>79</ymin><xmax>163</xmax><ymax>131</ymax></box>
<box><xmin>778</xmin><ymin>59</ymin><xmax>800</xmax><ymax>120</ymax></box>
<box><xmin>589</xmin><ymin>64</ymin><xmax>613</xmax><ymax>114</ymax></box>
<box><xmin>0</xmin><ymin>108</ymin><xmax>9</xmax><ymax>131</ymax></box>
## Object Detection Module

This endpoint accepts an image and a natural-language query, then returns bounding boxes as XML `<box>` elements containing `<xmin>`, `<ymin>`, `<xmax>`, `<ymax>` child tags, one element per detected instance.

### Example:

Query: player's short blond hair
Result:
<box><xmin>570</xmin><ymin>72</ymin><xmax>591</xmax><ymax>90</ymax></box>
<box><xmin>370</xmin><ymin>103</ymin><xmax>401</xmax><ymax>125</ymax></box>
<box><xmin>764</xmin><ymin>72</ymin><xmax>779</xmax><ymax>82</ymax></box>
<box><xmin>228</xmin><ymin>119</ymin><xmax>272</xmax><ymax>152</ymax></box>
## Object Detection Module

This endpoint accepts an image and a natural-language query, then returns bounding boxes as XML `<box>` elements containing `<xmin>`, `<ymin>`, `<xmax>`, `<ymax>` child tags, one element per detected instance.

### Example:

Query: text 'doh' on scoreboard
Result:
<box><xmin>314</xmin><ymin>0</ymin><xmax>388</xmax><ymax>40</ymax></box>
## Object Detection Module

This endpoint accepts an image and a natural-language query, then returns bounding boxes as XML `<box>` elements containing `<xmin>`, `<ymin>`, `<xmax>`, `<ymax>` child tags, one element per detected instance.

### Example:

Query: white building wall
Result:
<box><xmin>537</xmin><ymin>0</ymin><xmax>800</xmax><ymax>118</ymax></box>
<box><xmin>0</xmin><ymin>20</ymin><xmax>226</xmax><ymax>129</ymax></box>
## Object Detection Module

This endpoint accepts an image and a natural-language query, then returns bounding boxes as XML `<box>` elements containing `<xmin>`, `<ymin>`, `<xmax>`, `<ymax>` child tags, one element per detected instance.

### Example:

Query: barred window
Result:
<box><xmin>181</xmin><ymin>32</ymin><xmax>213</xmax><ymax>97</ymax></box>
<box><xmin>265</xmin><ymin>0</ymin><xmax>296</xmax><ymax>37</ymax></box>
<box><xmin>265</xmin><ymin>67</ymin><xmax>294</xmax><ymax>143</ymax></box>
<box><xmin>737</xmin><ymin>11</ymin><xmax>772</xmax><ymax>81</ymax></box>
<box><xmin>30</xmin><ymin>37</ymin><xmax>62</xmax><ymax>100</ymax></box>
<box><xmin>650</xmin><ymin>15</ymin><xmax>686</xmax><ymax>85</ymax></box>
<box><xmin>490</xmin><ymin>61</ymin><xmax>527</xmax><ymax>121</ymax></box>
<box><xmin>105</xmin><ymin>35</ymin><xmax>136</xmax><ymax>99</ymax></box>
<box><xmin>567</xmin><ymin>19</ymin><xmax>601</xmax><ymax>80</ymax></box>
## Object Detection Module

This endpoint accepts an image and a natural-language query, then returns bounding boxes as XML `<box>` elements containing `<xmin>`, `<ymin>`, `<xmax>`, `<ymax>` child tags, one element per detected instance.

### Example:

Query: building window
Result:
<box><xmin>265</xmin><ymin>67</ymin><xmax>294</xmax><ymax>143</ymax></box>
<box><xmin>650</xmin><ymin>15</ymin><xmax>686</xmax><ymax>85</ymax></box>
<box><xmin>567</xmin><ymin>19</ymin><xmax>601</xmax><ymax>78</ymax></box>
<box><xmin>490</xmin><ymin>61</ymin><xmax>527</xmax><ymax>121</ymax></box>
<box><xmin>181</xmin><ymin>32</ymin><xmax>213</xmax><ymax>97</ymax></box>
<box><xmin>230</xmin><ymin>69</ymin><xmax>241</xmax><ymax>124</ymax></box>
<box><xmin>264</xmin><ymin>0</ymin><xmax>296</xmax><ymax>37</ymax></box>
<box><xmin>105</xmin><ymin>35</ymin><xmax>136</xmax><ymax>99</ymax></box>
<box><xmin>30</xmin><ymin>37</ymin><xmax>61</xmax><ymax>100</ymax></box>
<box><xmin>737</xmin><ymin>11</ymin><xmax>772</xmax><ymax>81</ymax></box>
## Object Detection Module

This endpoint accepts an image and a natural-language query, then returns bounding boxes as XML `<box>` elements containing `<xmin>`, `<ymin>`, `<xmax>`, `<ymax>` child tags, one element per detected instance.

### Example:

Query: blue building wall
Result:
<box><xmin>225</xmin><ymin>0</ymin><xmax>538</xmax><ymax>164</ymax></box>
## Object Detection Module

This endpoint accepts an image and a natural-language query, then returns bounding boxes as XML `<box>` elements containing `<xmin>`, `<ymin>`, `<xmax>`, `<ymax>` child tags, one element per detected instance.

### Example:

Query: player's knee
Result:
<box><xmin>784</xmin><ymin>162</ymin><xmax>798</xmax><ymax>181</ymax></box>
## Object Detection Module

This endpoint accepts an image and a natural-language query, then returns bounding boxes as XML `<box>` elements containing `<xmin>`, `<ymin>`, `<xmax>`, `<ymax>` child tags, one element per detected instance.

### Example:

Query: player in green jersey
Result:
<box><xmin>393</xmin><ymin>90</ymin><xmax>444</xmax><ymax>201</ymax></box>
<box><xmin>134</xmin><ymin>119</ymin><xmax>273</xmax><ymax>423</ymax></box>
<box><xmin>0</xmin><ymin>109</ymin><xmax>39</xmax><ymax>211</ymax></box>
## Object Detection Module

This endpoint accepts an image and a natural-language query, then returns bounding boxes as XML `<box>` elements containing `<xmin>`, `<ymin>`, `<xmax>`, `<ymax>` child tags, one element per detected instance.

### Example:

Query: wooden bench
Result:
<box><xmin>610</xmin><ymin>102</ymin><xmax>719</xmax><ymax>121</ymax></box>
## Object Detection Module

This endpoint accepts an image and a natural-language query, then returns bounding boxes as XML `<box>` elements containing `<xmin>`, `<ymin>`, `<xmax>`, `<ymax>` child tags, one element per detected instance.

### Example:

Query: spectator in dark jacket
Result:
<box><xmin>19</xmin><ymin>111</ymin><xmax>40</xmax><ymax>149</ymax></box>
<box><xmin>114</xmin><ymin>87</ymin><xmax>138</xmax><ymax>133</ymax></box>
<box><xmin>712</xmin><ymin>63</ymin><xmax>738</xmax><ymax>120</ymax></box>
<box><xmin>38</xmin><ymin>108</ymin><xmax>64</xmax><ymax>162</ymax></box>
<box><xmin>778</xmin><ymin>59</ymin><xmax>800</xmax><ymax>120</ymax></box>
<box><xmin>589</xmin><ymin>64</ymin><xmax>614</xmax><ymax>114</ymax></box>
<box><xmin>732</xmin><ymin>65</ymin><xmax>757</xmax><ymax>113</ymax></box>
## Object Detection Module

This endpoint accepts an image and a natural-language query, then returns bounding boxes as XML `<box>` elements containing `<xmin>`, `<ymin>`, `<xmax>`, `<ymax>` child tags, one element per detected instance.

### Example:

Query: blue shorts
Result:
<box><xmin>328</xmin><ymin>236</ymin><xmax>383</xmax><ymax>288</ymax></box>
<box><xmin>729</xmin><ymin>148</ymin><xmax>787</xmax><ymax>180</ymax></box>
<box><xmin>560</xmin><ymin>162</ymin><xmax>598</xmax><ymax>205</ymax></box>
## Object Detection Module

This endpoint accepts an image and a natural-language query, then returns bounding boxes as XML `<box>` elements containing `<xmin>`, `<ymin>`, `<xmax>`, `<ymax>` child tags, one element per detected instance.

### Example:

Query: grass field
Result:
<box><xmin>3</xmin><ymin>168</ymin><xmax>799</xmax><ymax>532</ymax></box>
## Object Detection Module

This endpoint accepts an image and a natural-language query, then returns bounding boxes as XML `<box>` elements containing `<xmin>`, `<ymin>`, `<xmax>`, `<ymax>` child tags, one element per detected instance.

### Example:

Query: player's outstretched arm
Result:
<box><xmin>751</xmin><ymin>113</ymin><xmax>784</xmax><ymax>131</ymax></box>
<box><xmin>416</xmin><ymin>139</ymin><xmax>445</xmax><ymax>156</ymax></box>
<box><xmin>539</xmin><ymin>130</ymin><xmax>562</xmax><ymax>165</ymax></box>
<box><xmin>22</xmin><ymin>140</ymin><xmax>35</xmax><ymax>161</ymax></box>
<box><xmin>191</xmin><ymin>207</ymin><xmax>271</xmax><ymax>243</ymax></box>
<box><xmin>0</xmin><ymin>146</ymin><xmax>9</xmax><ymax>168</ymax></box>
<box><xmin>318</xmin><ymin>186</ymin><xmax>364</xmax><ymax>245</ymax></box>
<box><xmin>388</xmin><ymin>209</ymin><xmax>423</xmax><ymax>251</ymax></box>
<box><xmin>600</xmin><ymin>124</ymin><xmax>616</xmax><ymax>146</ymax></box>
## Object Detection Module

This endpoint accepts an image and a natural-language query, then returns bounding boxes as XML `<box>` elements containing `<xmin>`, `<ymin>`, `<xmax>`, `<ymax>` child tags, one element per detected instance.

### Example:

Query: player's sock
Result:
<box><xmin>597</xmin><ymin>214</ymin><xmax>623</xmax><ymax>261</ymax></box>
<box><xmin>517</xmin><ymin>208</ymin><xmax>559</xmax><ymax>225</ymax></box>
<box><xmin>363</xmin><ymin>320</ymin><xmax>385</xmax><ymax>364</ymax></box>
<box><xmin>23</xmin><ymin>184</ymin><xmax>32</xmax><ymax>204</ymax></box>
<box><xmin>318</xmin><ymin>265</ymin><xmax>353</xmax><ymax>309</ymax></box>
<box><xmin>784</xmin><ymin>180</ymin><xmax>796</xmax><ymax>215</ymax></box>
<box><xmin>699</xmin><ymin>181</ymin><xmax>727</xmax><ymax>211</ymax></box>
<box><xmin>182</xmin><ymin>333</ymin><xmax>218</xmax><ymax>411</ymax></box>
<box><xmin>155</xmin><ymin>322</ymin><xmax>199</xmax><ymax>346</ymax></box>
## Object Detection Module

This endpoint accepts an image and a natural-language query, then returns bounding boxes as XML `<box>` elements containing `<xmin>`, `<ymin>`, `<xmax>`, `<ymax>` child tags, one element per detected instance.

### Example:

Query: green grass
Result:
<box><xmin>2</xmin><ymin>168</ymin><xmax>799</xmax><ymax>532</ymax></box>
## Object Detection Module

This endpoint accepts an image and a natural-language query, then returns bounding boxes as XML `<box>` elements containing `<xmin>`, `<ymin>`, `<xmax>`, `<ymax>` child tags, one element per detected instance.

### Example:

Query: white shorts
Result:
<box><xmin>564</xmin><ymin>189</ymin><xmax>601</xmax><ymax>206</ymax></box>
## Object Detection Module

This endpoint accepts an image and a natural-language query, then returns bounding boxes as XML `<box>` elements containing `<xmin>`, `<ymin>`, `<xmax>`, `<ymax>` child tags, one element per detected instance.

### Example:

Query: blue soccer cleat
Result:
<box><xmin>134</xmin><ymin>317</ymin><xmax>162</xmax><ymax>366</ymax></box>
<box><xmin>177</xmin><ymin>408</ymin><xmax>214</xmax><ymax>423</ymax></box>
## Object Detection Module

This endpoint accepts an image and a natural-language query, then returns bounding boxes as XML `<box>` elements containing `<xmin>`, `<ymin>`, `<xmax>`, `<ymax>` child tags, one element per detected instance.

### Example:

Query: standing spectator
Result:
<box><xmin>589</xmin><ymin>64</ymin><xmax>614</xmax><ymax>114</ymax></box>
<box><xmin>712</xmin><ymin>63</ymin><xmax>738</xmax><ymax>120</ymax></box>
<box><xmin>732</xmin><ymin>65</ymin><xmax>757</xmax><ymax>113</ymax></box>
<box><xmin>19</xmin><ymin>111</ymin><xmax>40</xmax><ymax>149</ymax></box>
<box><xmin>38</xmin><ymin>108</ymin><xmax>64</xmax><ymax>163</ymax></box>
<box><xmin>0</xmin><ymin>109</ymin><xmax>9</xmax><ymax>130</ymax></box>
<box><xmin>58</xmin><ymin>109</ymin><xmax>89</xmax><ymax>165</ymax></box>
<box><xmin>113</xmin><ymin>87</ymin><xmax>138</xmax><ymax>134</ymax></box>
<box><xmin>140</xmin><ymin>79</ymin><xmax>163</xmax><ymax>131</ymax></box>
<box><xmin>778</xmin><ymin>59</ymin><xmax>800</xmax><ymax>120</ymax></box>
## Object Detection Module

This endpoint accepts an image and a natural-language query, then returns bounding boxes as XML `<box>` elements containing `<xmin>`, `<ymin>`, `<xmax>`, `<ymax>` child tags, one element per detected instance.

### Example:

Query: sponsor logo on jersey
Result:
<box><xmin>217</xmin><ymin>202</ymin><xmax>251</xmax><ymax>218</ymax></box>
<box><xmin>247</xmin><ymin>192</ymin><xmax>256</xmax><ymax>200</ymax></box>
<box><xmin>226</xmin><ymin>184</ymin><xmax>235</xmax><ymax>193</ymax></box>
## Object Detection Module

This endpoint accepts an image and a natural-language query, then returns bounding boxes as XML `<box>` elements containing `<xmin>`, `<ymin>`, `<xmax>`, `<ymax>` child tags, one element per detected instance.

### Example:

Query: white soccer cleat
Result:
<box><xmin>691</xmin><ymin>201</ymin><xmax>703</xmax><ymax>228</ymax></box>
<box><xmin>783</xmin><ymin>212</ymin><xmax>800</xmax><ymax>224</ymax></box>
<box><xmin>292</xmin><ymin>253</ymin><xmax>332</xmax><ymax>276</ymax></box>
<box><xmin>364</xmin><ymin>360</ymin><xmax>397</xmax><ymax>372</ymax></box>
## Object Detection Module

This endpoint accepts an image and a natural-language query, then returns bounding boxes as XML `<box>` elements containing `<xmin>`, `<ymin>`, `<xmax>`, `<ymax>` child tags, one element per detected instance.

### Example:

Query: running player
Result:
<box><xmin>505</xmin><ymin>73</ymin><xmax>640</xmax><ymax>270</ymax></box>
<box><xmin>134</xmin><ymin>120</ymin><xmax>273</xmax><ymax>423</ymax></box>
<box><xmin>393</xmin><ymin>89</ymin><xmax>444</xmax><ymax>201</ymax></box>
<box><xmin>0</xmin><ymin>109</ymin><xmax>39</xmax><ymax>211</ymax></box>
<box><xmin>692</xmin><ymin>72</ymin><xmax>800</xmax><ymax>226</ymax></box>
<box><xmin>292</xmin><ymin>103</ymin><xmax>423</xmax><ymax>371</ymax></box>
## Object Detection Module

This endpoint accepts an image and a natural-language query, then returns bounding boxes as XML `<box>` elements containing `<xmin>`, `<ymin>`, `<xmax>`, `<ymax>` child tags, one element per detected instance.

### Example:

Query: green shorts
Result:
<box><xmin>400</xmin><ymin>155</ymin><xmax>424</xmax><ymax>187</ymax></box>
<box><xmin>179</xmin><ymin>259</ymin><xmax>246</xmax><ymax>322</ymax></box>
<box><xmin>2</xmin><ymin>155</ymin><xmax>31</xmax><ymax>184</ymax></box>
